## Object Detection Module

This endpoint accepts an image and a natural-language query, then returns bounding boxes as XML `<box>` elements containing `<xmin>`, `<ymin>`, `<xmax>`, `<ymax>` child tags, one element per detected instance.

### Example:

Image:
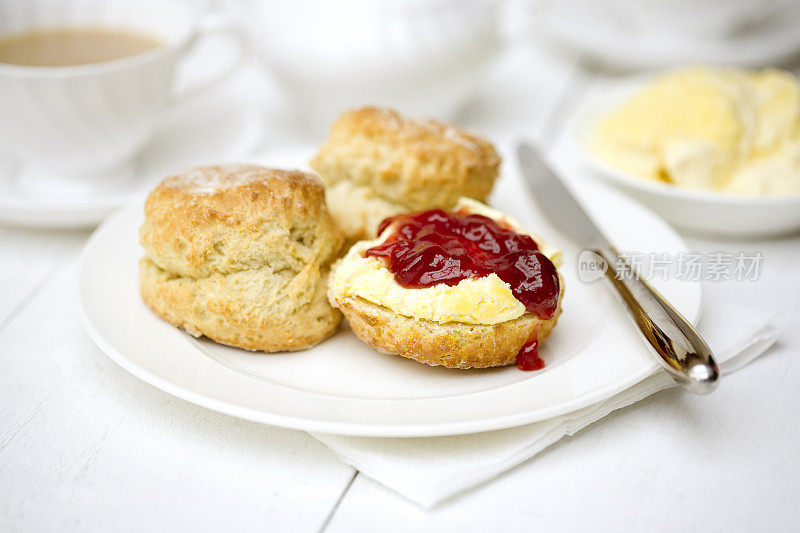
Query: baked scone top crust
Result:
<box><xmin>139</xmin><ymin>164</ymin><xmax>343</xmax><ymax>352</ymax></box>
<box><xmin>310</xmin><ymin>107</ymin><xmax>501</xmax><ymax>210</ymax></box>
<box><xmin>140</xmin><ymin>165</ymin><xmax>342</xmax><ymax>278</ymax></box>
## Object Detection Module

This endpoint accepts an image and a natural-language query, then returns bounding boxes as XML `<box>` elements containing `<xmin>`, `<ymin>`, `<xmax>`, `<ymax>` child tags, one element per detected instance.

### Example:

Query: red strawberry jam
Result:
<box><xmin>516</xmin><ymin>338</ymin><xmax>544</xmax><ymax>371</ymax></box>
<box><xmin>367</xmin><ymin>209</ymin><xmax>560</xmax><ymax>321</ymax></box>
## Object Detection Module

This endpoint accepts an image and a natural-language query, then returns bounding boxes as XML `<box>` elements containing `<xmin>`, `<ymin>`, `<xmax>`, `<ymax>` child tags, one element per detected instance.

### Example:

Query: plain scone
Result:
<box><xmin>329</xmin><ymin>281</ymin><xmax>564</xmax><ymax>369</ymax></box>
<box><xmin>310</xmin><ymin>107</ymin><xmax>501</xmax><ymax>242</ymax></box>
<box><xmin>139</xmin><ymin>165</ymin><xmax>343</xmax><ymax>352</ymax></box>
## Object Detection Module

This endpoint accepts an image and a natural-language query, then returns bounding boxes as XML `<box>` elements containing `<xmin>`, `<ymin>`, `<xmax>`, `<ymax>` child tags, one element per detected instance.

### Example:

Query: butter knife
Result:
<box><xmin>517</xmin><ymin>143</ymin><xmax>718</xmax><ymax>394</ymax></box>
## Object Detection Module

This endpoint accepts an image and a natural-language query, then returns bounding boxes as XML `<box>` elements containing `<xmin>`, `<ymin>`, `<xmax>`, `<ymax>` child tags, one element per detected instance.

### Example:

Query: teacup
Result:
<box><xmin>0</xmin><ymin>0</ymin><xmax>247</xmax><ymax>191</ymax></box>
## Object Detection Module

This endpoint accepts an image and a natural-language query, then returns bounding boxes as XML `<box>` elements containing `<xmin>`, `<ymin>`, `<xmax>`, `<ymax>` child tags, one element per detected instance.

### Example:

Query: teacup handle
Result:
<box><xmin>167</xmin><ymin>13</ymin><xmax>250</xmax><ymax>106</ymax></box>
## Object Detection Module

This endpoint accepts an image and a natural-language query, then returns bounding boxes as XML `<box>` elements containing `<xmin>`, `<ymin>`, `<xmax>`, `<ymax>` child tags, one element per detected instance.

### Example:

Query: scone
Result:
<box><xmin>139</xmin><ymin>165</ymin><xmax>343</xmax><ymax>352</ymax></box>
<box><xmin>328</xmin><ymin>198</ymin><xmax>564</xmax><ymax>369</ymax></box>
<box><xmin>310</xmin><ymin>107</ymin><xmax>501</xmax><ymax>243</ymax></box>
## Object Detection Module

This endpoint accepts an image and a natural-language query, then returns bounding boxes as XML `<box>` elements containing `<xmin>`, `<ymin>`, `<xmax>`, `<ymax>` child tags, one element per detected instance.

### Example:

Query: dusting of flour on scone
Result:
<box><xmin>139</xmin><ymin>165</ymin><xmax>343</xmax><ymax>352</ymax></box>
<box><xmin>328</xmin><ymin>198</ymin><xmax>564</xmax><ymax>369</ymax></box>
<box><xmin>311</xmin><ymin>107</ymin><xmax>501</xmax><ymax>243</ymax></box>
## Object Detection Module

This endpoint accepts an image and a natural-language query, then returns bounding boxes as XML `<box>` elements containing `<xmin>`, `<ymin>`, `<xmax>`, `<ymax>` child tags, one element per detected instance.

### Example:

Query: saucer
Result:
<box><xmin>0</xmin><ymin>64</ymin><xmax>267</xmax><ymax>229</ymax></box>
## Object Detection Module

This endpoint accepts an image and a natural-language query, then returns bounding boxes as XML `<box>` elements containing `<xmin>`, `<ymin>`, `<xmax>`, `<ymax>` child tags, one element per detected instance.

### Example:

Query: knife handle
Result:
<box><xmin>593</xmin><ymin>245</ymin><xmax>719</xmax><ymax>394</ymax></box>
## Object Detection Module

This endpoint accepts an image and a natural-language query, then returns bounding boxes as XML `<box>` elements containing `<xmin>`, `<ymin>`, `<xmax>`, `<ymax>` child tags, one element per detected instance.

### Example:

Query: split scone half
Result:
<box><xmin>328</xmin><ymin>198</ymin><xmax>564</xmax><ymax>369</ymax></box>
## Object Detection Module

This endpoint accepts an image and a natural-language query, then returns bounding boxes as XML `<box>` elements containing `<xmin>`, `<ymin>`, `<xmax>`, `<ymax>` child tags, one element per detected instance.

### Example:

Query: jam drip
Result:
<box><xmin>516</xmin><ymin>337</ymin><xmax>544</xmax><ymax>371</ymax></box>
<box><xmin>367</xmin><ymin>209</ymin><xmax>560</xmax><ymax>320</ymax></box>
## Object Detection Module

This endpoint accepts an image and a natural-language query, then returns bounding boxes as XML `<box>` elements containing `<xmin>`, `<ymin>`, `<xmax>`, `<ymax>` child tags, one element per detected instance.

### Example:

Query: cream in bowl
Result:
<box><xmin>588</xmin><ymin>67</ymin><xmax>800</xmax><ymax>196</ymax></box>
<box><xmin>577</xmin><ymin>67</ymin><xmax>800</xmax><ymax>236</ymax></box>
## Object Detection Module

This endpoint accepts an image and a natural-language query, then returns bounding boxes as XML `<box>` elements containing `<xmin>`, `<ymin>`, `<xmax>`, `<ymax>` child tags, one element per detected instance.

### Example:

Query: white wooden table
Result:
<box><xmin>1</xmin><ymin>36</ymin><xmax>799</xmax><ymax>532</ymax></box>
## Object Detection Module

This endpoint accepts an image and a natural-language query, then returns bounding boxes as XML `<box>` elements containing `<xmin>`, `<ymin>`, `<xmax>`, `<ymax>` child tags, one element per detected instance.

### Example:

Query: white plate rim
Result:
<box><xmin>78</xmin><ymin>290</ymin><xmax>660</xmax><ymax>436</ymax></box>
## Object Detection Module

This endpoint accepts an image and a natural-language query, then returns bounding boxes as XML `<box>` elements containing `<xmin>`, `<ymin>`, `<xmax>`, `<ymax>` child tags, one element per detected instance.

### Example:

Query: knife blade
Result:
<box><xmin>517</xmin><ymin>143</ymin><xmax>609</xmax><ymax>249</ymax></box>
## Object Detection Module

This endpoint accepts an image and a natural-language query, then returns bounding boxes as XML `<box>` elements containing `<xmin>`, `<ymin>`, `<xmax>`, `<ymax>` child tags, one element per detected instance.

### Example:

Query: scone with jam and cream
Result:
<box><xmin>328</xmin><ymin>198</ymin><xmax>563</xmax><ymax>370</ymax></box>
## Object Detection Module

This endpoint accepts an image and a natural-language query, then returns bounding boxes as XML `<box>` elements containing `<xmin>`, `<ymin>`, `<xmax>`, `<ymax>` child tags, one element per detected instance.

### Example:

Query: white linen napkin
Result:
<box><xmin>312</xmin><ymin>304</ymin><xmax>783</xmax><ymax>508</ymax></box>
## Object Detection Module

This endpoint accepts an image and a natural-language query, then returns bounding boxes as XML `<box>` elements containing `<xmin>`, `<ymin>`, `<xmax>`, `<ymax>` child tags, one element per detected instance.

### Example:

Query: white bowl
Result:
<box><xmin>572</xmin><ymin>79</ymin><xmax>800</xmax><ymax>238</ymax></box>
<box><xmin>234</xmin><ymin>0</ymin><xmax>503</xmax><ymax>132</ymax></box>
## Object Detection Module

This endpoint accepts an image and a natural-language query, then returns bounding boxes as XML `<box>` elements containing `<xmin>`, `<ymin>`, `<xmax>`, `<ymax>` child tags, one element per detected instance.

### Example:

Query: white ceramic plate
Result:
<box><xmin>0</xmin><ymin>65</ymin><xmax>265</xmax><ymax>230</ymax></box>
<box><xmin>572</xmin><ymin>79</ymin><xmax>800</xmax><ymax>237</ymax></box>
<box><xmin>77</xmin><ymin>147</ymin><xmax>700</xmax><ymax>437</ymax></box>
